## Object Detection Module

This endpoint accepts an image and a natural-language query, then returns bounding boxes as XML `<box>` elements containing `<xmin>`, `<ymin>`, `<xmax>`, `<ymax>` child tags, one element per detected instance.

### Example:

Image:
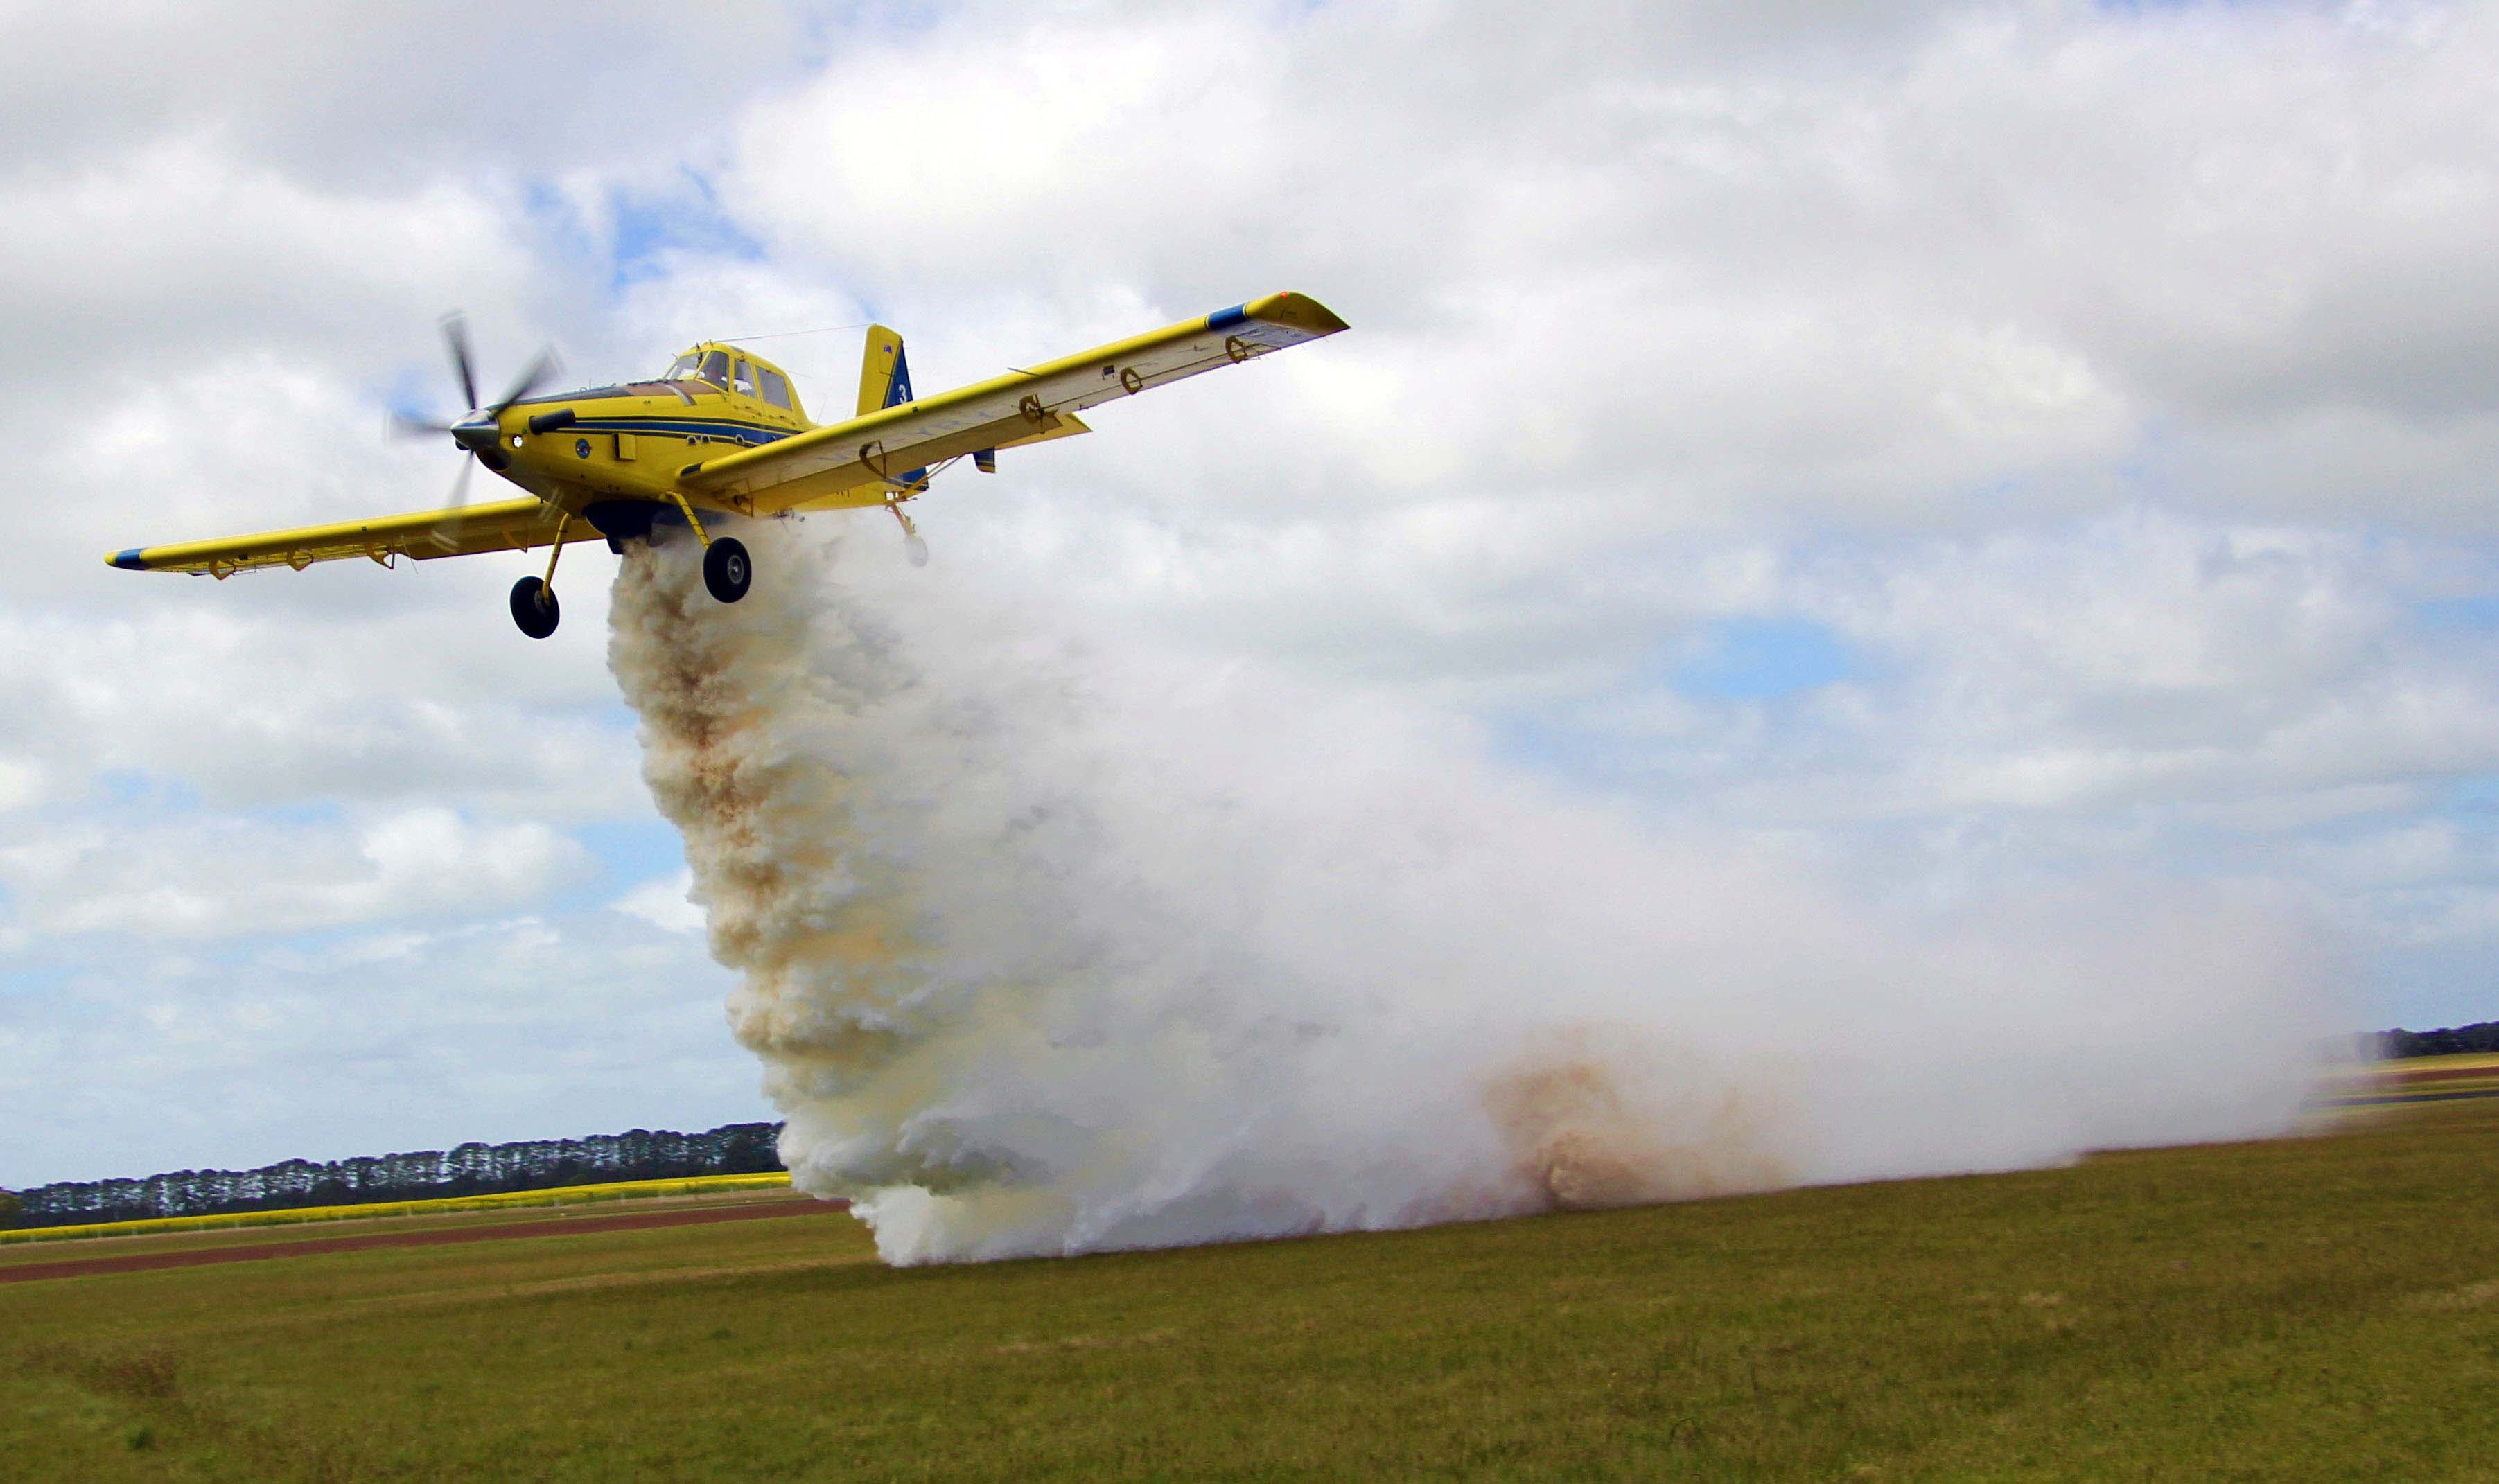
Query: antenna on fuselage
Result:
<box><xmin>715</xmin><ymin>321</ymin><xmax>871</xmax><ymax>345</ymax></box>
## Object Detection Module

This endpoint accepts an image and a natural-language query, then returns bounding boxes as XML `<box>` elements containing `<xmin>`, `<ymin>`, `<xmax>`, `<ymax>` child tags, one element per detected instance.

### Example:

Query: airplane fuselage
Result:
<box><xmin>458</xmin><ymin>344</ymin><xmax>825</xmax><ymax>528</ymax></box>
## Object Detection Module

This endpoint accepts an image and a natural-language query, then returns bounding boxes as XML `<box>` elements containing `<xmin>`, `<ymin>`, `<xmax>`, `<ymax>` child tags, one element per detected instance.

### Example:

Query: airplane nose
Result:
<box><xmin>450</xmin><ymin>416</ymin><xmax>500</xmax><ymax>454</ymax></box>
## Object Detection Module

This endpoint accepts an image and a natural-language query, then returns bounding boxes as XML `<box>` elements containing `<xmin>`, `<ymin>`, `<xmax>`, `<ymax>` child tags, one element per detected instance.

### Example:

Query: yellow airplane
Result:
<box><xmin>107</xmin><ymin>293</ymin><xmax>1349</xmax><ymax>637</ymax></box>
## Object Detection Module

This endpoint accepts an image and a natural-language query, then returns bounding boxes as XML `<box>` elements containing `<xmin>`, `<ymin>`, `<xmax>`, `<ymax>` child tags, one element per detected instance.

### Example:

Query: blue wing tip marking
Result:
<box><xmin>109</xmin><ymin>548</ymin><xmax>149</xmax><ymax>570</ymax></box>
<box><xmin>1207</xmin><ymin>304</ymin><xmax>1250</xmax><ymax>330</ymax></box>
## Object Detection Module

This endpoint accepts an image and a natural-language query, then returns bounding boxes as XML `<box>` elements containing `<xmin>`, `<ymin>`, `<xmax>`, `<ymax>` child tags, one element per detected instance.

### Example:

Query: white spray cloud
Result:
<box><xmin>608</xmin><ymin>517</ymin><xmax>2343</xmax><ymax>1265</ymax></box>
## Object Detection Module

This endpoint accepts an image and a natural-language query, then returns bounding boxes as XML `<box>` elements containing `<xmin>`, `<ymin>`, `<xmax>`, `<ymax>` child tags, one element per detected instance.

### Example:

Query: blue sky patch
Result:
<box><xmin>0</xmin><ymin>966</ymin><xmax>71</xmax><ymax>1000</ymax></box>
<box><xmin>520</xmin><ymin>172</ymin><xmax>766</xmax><ymax>299</ymax></box>
<box><xmin>572</xmin><ymin>817</ymin><xmax>690</xmax><ymax>893</ymax></box>
<box><xmin>2414</xmin><ymin>594</ymin><xmax>2499</xmax><ymax>632</ymax></box>
<box><xmin>1490</xmin><ymin>713</ymin><xmax>1624</xmax><ymax>786</ymax></box>
<box><xmin>1669</xmin><ymin>617</ymin><xmax>1859</xmax><ymax>702</ymax></box>
<box><xmin>92</xmin><ymin>769</ymin><xmax>204</xmax><ymax>813</ymax></box>
<box><xmin>608</xmin><ymin>175</ymin><xmax>764</xmax><ymax>293</ymax></box>
<box><xmin>2449</xmin><ymin>775</ymin><xmax>2499</xmax><ymax>812</ymax></box>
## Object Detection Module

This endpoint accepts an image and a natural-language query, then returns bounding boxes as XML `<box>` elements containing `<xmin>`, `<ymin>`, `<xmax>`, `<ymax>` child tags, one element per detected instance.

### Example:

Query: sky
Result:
<box><xmin>4</xmin><ymin>0</ymin><xmax>2498</xmax><ymax>1191</ymax></box>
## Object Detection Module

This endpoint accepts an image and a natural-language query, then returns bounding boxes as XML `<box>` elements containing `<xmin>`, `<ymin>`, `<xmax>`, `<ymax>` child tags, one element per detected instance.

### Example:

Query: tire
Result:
<box><xmin>509</xmin><ymin>575</ymin><xmax>560</xmax><ymax>639</ymax></box>
<box><xmin>703</xmin><ymin>536</ymin><xmax>752</xmax><ymax>603</ymax></box>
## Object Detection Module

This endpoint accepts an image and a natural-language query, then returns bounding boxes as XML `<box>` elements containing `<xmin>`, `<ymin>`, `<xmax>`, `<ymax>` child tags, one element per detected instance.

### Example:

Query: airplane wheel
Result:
<box><xmin>510</xmin><ymin>576</ymin><xmax>560</xmax><ymax>639</ymax></box>
<box><xmin>703</xmin><ymin>537</ymin><xmax>751</xmax><ymax>603</ymax></box>
<box><xmin>904</xmin><ymin>535</ymin><xmax>929</xmax><ymax>567</ymax></box>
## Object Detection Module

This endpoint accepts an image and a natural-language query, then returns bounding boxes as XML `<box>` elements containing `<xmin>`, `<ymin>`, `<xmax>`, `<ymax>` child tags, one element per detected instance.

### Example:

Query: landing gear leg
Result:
<box><xmin>510</xmin><ymin>515</ymin><xmax>569</xmax><ymax>639</ymax></box>
<box><xmin>888</xmin><ymin>501</ymin><xmax>929</xmax><ymax>567</ymax></box>
<box><xmin>666</xmin><ymin>491</ymin><xmax>751</xmax><ymax>605</ymax></box>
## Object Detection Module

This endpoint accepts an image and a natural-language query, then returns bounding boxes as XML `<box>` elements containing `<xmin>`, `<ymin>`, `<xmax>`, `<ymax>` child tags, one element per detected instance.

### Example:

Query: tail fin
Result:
<box><xmin>856</xmin><ymin>325</ymin><xmax>914</xmax><ymax>416</ymax></box>
<box><xmin>856</xmin><ymin>324</ymin><xmax>928</xmax><ymax>492</ymax></box>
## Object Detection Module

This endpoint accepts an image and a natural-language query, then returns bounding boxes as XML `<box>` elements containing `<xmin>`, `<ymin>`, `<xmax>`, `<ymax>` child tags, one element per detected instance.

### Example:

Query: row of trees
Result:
<box><xmin>2379</xmin><ymin>1019</ymin><xmax>2499</xmax><ymax>1059</ymax></box>
<box><xmin>1</xmin><ymin>1122</ymin><xmax>782</xmax><ymax>1230</ymax></box>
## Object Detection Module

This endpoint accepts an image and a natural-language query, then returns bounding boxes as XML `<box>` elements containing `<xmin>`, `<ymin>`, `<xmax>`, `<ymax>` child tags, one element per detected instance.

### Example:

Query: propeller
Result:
<box><xmin>387</xmin><ymin>410</ymin><xmax>459</xmax><ymax>440</ymax></box>
<box><xmin>444</xmin><ymin>310</ymin><xmax>480</xmax><ymax>411</ymax></box>
<box><xmin>390</xmin><ymin>312</ymin><xmax>563</xmax><ymax>546</ymax></box>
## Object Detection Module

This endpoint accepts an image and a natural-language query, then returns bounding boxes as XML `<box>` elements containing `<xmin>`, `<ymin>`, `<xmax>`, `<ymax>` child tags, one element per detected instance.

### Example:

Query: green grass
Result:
<box><xmin>6</xmin><ymin>1102</ymin><xmax>2498</xmax><ymax>1482</ymax></box>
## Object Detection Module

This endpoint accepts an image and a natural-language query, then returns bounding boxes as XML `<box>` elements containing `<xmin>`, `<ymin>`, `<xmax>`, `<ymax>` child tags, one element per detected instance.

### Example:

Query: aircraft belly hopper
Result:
<box><xmin>106</xmin><ymin>292</ymin><xmax>1348</xmax><ymax>638</ymax></box>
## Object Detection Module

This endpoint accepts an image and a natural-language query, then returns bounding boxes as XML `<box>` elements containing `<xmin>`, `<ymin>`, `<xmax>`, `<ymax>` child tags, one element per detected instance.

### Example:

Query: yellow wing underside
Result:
<box><xmin>773</xmin><ymin>414</ymin><xmax>1091</xmax><ymax>512</ymax></box>
<box><xmin>107</xmin><ymin>497</ymin><xmax>583</xmax><ymax>577</ymax></box>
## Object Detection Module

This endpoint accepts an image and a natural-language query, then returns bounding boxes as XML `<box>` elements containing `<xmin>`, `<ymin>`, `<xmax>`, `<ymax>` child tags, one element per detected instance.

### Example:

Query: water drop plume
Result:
<box><xmin>608</xmin><ymin>520</ymin><xmax>2342</xmax><ymax>1264</ymax></box>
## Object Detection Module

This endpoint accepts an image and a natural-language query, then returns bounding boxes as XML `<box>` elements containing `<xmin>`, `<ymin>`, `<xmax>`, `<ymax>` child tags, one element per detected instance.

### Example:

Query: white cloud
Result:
<box><xmin>726</xmin><ymin>0</ymin><xmax>2499</xmax><ymax>535</ymax></box>
<box><xmin>0</xmin><ymin>808</ymin><xmax>593</xmax><ymax>941</ymax></box>
<box><xmin>0</xmin><ymin>135</ymin><xmax>521</xmax><ymax>384</ymax></box>
<box><xmin>612</xmin><ymin>869</ymin><xmax>703</xmax><ymax>936</ymax></box>
<box><xmin>0</xmin><ymin>757</ymin><xmax>42</xmax><ymax>814</ymax></box>
<box><xmin>0</xmin><ymin>3</ymin><xmax>815</xmax><ymax>185</ymax></box>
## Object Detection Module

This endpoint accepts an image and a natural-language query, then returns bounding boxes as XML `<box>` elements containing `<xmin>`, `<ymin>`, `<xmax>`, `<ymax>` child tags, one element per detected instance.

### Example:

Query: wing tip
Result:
<box><xmin>106</xmin><ymin>547</ymin><xmax>150</xmax><ymax>571</ymax></box>
<box><xmin>1231</xmin><ymin>290</ymin><xmax>1349</xmax><ymax>337</ymax></box>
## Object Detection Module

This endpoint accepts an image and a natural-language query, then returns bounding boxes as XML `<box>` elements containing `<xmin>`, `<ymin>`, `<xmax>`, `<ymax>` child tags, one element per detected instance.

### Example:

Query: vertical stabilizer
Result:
<box><xmin>857</xmin><ymin>324</ymin><xmax>927</xmax><ymax>491</ymax></box>
<box><xmin>856</xmin><ymin>326</ymin><xmax>914</xmax><ymax>417</ymax></box>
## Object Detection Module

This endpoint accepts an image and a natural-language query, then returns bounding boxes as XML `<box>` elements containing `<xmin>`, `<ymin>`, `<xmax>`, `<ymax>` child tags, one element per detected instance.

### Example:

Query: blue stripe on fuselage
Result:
<box><xmin>562</xmin><ymin>416</ymin><xmax>794</xmax><ymax>447</ymax></box>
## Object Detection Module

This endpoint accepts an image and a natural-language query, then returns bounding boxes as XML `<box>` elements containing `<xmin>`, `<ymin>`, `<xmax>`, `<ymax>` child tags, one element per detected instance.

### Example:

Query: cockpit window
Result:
<box><xmin>732</xmin><ymin>358</ymin><xmax>759</xmax><ymax>398</ymax></box>
<box><xmin>758</xmin><ymin>366</ymin><xmax>793</xmax><ymax>411</ymax></box>
<box><xmin>665</xmin><ymin>351</ymin><xmax>730</xmax><ymax>387</ymax></box>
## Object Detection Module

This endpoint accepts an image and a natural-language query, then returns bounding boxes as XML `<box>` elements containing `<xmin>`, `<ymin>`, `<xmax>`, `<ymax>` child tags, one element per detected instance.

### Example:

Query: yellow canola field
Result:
<box><xmin>2390</xmin><ymin>1051</ymin><xmax>2499</xmax><ymax>1074</ymax></box>
<box><xmin>2318</xmin><ymin>1050</ymin><xmax>2499</xmax><ymax>1106</ymax></box>
<box><xmin>0</xmin><ymin>1171</ymin><xmax>793</xmax><ymax>1246</ymax></box>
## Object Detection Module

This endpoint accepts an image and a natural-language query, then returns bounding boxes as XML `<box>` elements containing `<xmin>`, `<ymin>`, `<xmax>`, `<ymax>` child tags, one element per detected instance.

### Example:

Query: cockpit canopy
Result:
<box><xmin>664</xmin><ymin>345</ymin><xmax>800</xmax><ymax>415</ymax></box>
<box><xmin>663</xmin><ymin>348</ymin><xmax>726</xmax><ymax>386</ymax></box>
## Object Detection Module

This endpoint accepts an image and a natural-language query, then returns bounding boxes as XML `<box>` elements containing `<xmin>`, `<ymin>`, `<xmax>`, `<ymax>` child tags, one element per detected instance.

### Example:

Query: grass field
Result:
<box><xmin>6</xmin><ymin>1099</ymin><xmax>2498</xmax><ymax>1483</ymax></box>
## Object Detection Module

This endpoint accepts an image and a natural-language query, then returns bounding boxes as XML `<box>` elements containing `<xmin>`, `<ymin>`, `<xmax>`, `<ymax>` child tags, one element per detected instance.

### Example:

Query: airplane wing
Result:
<box><xmin>105</xmin><ymin>496</ymin><xmax>587</xmax><ymax>577</ymax></box>
<box><xmin>683</xmin><ymin>290</ymin><xmax>1348</xmax><ymax>515</ymax></box>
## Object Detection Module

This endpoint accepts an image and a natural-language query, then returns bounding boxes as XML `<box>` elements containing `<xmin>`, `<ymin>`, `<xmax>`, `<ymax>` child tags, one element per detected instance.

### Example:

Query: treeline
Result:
<box><xmin>1</xmin><ymin>1122</ymin><xmax>780</xmax><ymax>1230</ymax></box>
<box><xmin>2379</xmin><ymin>1019</ymin><xmax>2499</xmax><ymax>1059</ymax></box>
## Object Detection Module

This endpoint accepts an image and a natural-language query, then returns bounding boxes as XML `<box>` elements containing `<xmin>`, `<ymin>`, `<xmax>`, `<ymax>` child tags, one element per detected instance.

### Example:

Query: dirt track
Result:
<box><xmin>0</xmin><ymin>1196</ymin><xmax>850</xmax><ymax>1285</ymax></box>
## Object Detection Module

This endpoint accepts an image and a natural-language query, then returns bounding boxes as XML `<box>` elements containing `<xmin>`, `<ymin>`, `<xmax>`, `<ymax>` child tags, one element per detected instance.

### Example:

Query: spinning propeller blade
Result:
<box><xmin>430</xmin><ymin>452</ymin><xmax>477</xmax><ymax>550</ymax></box>
<box><xmin>489</xmin><ymin>346</ymin><xmax>561</xmax><ymax>416</ymax></box>
<box><xmin>403</xmin><ymin>312</ymin><xmax>560</xmax><ymax>549</ymax></box>
<box><xmin>389</xmin><ymin>411</ymin><xmax>458</xmax><ymax>441</ymax></box>
<box><xmin>441</xmin><ymin>312</ymin><xmax>480</xmax><ymax>412</ymax></box>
